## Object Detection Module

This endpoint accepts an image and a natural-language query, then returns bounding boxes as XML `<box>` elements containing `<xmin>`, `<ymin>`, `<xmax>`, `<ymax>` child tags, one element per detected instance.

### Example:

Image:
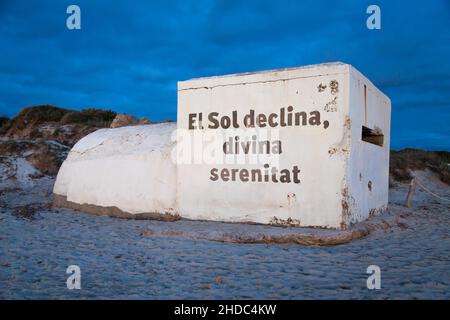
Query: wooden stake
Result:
<box><xmin>404</xmin><ymin>177</ymin><xmax>416</xmax><ymax>208</ymax></box>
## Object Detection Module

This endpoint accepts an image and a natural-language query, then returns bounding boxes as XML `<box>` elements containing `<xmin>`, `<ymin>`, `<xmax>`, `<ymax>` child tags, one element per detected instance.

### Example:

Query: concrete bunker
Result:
<box><xmin>53</xmin><ymin>122</ymin><xmax>178</xmax><ymax>220</ymax></box>
<box><xmin>53</xmin><ymin>62</ymin><xmax>391</xmax><ymax>229</ymax></box>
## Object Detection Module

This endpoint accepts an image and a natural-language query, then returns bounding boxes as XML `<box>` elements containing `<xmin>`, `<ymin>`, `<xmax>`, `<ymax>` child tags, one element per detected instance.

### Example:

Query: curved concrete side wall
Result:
<box><xmin>53</xmin><ymin>122</ymin><xmax>178</xmax><ymax>217</ymax></box>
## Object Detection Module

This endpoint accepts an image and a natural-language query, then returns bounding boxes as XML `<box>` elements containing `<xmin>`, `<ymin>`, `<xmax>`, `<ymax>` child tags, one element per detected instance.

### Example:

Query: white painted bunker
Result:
<box><xmin>53</xmin><ymin>62</ymin><xmax>391</xmax><ymax>229</ymax></box>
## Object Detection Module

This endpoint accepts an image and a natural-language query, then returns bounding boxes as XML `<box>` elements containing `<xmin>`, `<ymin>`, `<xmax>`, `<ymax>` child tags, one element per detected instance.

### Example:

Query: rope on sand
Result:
<box><xmin>411</xmin><ymin>173</ymin><xmax>450</xmax><ymax>203</ymax></box>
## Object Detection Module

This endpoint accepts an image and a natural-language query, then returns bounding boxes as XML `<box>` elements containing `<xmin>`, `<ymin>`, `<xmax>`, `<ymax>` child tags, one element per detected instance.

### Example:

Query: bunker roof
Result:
<box><xmin>178</xmin><ymin>62</ymin><xmax>389</xmax><ymax>103</ymax></box>
<box><xmin>178</xmin><ymin>62</ymin><xmax>350</xmax><ymax>90</ymax></box>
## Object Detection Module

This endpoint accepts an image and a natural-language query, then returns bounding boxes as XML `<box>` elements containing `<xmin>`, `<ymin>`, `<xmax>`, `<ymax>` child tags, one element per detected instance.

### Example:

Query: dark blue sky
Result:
<box><xmin>1</xmin><ymin>0</ymin><xmax>449</xmax><ymax>150</ymax></box>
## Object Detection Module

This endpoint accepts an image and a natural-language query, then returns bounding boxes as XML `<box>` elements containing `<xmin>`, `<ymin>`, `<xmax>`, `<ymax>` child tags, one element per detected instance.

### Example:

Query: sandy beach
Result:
<box><xmin>1</xmin><ymin>154</ymin><xmax>448</xmax><ymax>299</ymax></box>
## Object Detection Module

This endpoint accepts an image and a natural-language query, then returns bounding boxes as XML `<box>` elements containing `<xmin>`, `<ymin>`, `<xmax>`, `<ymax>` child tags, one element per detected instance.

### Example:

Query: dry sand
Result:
<box><xmin>0</xmin><ymin>155</ymin><xmax>449</xmax><ymax>299</ymax></box>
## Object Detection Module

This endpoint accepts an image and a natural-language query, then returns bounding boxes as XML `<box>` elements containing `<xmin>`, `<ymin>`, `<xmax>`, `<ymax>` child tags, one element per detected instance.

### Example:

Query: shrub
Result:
<box><xmin>390</xmin><ymin>148</ymin><xmax>450</xmax><ymax>184</ymax></box>
<box><xmin>0</xmin><ymin>117</ymin><xmax>10</xmax><ymax>134</ymax></box>
<box><xmin>15</xmin><ymin>105</ymin><xmax>70</xmax><ymax>125</ymax></box>
<box><xmin>61</xmin><ymin>108</ymin><xmax>117</xmax><ymax>124</ymax></box>
<box><xmin>0</xmin><ymin>116</ymin><xmax>9</xmax><ymax>127</ymax></box>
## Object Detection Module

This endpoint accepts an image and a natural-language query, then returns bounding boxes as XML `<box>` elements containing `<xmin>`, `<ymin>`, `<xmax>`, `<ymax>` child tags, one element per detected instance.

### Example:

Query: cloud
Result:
<box><xmin>0</xmin><ymin>0</ymin><xmax>449</xmax><ymax>149</ymax></box>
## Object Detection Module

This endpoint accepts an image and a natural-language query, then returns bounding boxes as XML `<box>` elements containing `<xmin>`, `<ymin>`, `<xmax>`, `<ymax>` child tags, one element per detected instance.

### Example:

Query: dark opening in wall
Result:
<box><xmin>362</xmin><ymin>126</ymin><xmax>384</xmax><ymax>147</ymax></box>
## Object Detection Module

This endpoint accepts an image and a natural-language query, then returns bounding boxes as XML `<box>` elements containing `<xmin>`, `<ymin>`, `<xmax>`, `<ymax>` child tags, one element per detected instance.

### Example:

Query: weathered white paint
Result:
<box><xmin>53</xmin><ymin>62</ymin><xmax>391</xmax><ymax>229</ymax></box>
<box><xmin>54</xmin><ymin>123</ymin><xmax>177</xmax><ymax>215</ymax></box>
<box><xmin>176</xmin><ymin>62</ymin><xmax>390</xmax><ymax>228</ymax></box>
<box><xmin>345</xmin><ymin>67</ymin><xmax>391</xmax><ymax>225</ymax></box>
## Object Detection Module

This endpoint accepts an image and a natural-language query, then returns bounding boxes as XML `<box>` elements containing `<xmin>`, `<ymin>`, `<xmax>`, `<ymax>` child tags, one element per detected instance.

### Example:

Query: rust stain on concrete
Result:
<box><xmin>53</xmin><ymin>194</ymin><xmax>181</xmax><ymax>221</ymax></box>
<box><xmin>269</xmin><ymin>216</ymin><xmax>301</xmax><ymax>227</ymax></box>
<box><xmin>340</xmin><ymin>185</ymin><xmax>356</xmax><ymax>230</ymax></box>
<box><xmin>328</xmin><ymin>115</ymin><xmax>351</xmax><ymax>157</ymax></box>
<box><xmin>330</xmin><ymin>80</ymin><xmax>339</xmax><ymax>95</ymax></box>
<box><xmin>317</xmin><ymin>83</ymin><xmax>327</xmax><ymax>92</ymax></box>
